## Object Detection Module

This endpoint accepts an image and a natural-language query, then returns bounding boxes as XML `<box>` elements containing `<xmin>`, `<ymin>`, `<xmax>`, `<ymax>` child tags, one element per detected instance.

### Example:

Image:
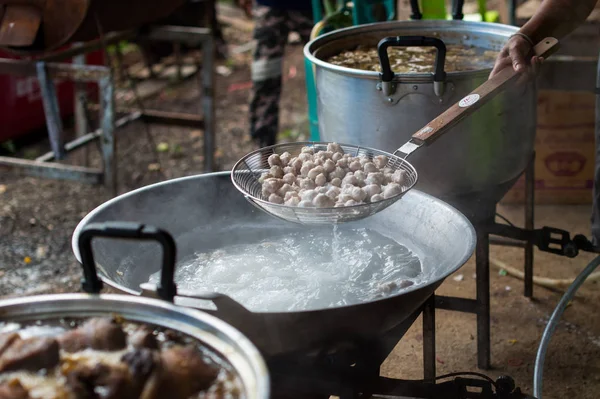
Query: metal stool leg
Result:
<box><xmin>476</xmin><ymin>225</ymin><xmax>491</xmax><ymax>370</ymax></box>
<box><xmin>524</xmin><ymin>152</ymin><xmax>535</xmax><ymax>297</ymax></box>
<box><xmin>202</xmin><ymin>33</ymin><xmax>216</xmax><ymax>172</ymax></box>
<box><xmin>73</xmin><ymin>43</ymin><xmax>90</xmax><ymax>166</ymax></box>
<box><xmin>423</xmin><ymin>294</ymin><xmax>436</xmax><ymax>382</ymax></box>
<box><xmin>36</xmin><ymin>62</ymin><xmax>66</xmax><ymax>160</ymax></box>
<box><xmin>99</xmin><ymin>73</ymin><xmax>116</xmax><ymax>195</ymax></box>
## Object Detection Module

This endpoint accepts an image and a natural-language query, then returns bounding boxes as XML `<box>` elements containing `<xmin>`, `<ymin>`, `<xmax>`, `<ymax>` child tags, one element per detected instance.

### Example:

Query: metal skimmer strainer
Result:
<box><xmin>232</xmin><ymin>37</ymin><xmax>560</xmax><ymax>226</ymax></box>
<box><xmin>231</xmin><ymin>142</ymin><xmax>418</xmax><ymax>225</ymax></box>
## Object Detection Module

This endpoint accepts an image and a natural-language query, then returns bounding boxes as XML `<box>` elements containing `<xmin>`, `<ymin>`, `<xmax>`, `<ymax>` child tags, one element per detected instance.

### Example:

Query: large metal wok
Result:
<box><xmin>72</xmin><ymin>172</ymin><xmax>476</xmax><ymax>358</ymax></box>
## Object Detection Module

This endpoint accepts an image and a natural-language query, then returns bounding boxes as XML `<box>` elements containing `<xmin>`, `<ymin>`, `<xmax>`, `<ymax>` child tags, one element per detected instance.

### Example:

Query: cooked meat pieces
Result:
<box><xmin>65</xmin><ymin>363</ymin><xmax>138</xmax><ymax>399</ymax></box>
<box><xmin>58</xmin><ymin>318</ymin><xmax>126</xmax><ymax>353</ymax></box>
<box><xmin>128</xmin><ymin>328</ymin><xmax>159</xmax><ymax>350</ymax></box>
<box><xmin>0</xmin><ymin>334</ymin><xmax>19</xmax><ymax>356</ymax></box>
<box><xmin>121</xmin><ymin>349</ymin><xmax>159</xmax><ymax>383</ymax></box>
<box><xmin>0</xmin><ymin>380</ymin><xmax>29</xmax><ymax>399</ymax></box>
<box><xmin>0</xmin><ymin>337</ymin><xmax>59</xmax><ymax>373</ymax></box>
<box><xmin>154</xmin><ymin>345</ymin><xmax>219</xmax><ymax>399</ymax></box>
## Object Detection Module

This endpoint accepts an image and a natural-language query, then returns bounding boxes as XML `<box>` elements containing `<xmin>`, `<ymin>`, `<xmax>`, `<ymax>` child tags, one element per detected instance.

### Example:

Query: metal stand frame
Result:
<box><xmin>0</xmin><ymin>25</ymin><xmax>216</xmax><ymax>195</ymax></box>
<box><xmin>424</xmin><ymin>154</ymin><xmax>537</xmax><ymax>371</ymax></box>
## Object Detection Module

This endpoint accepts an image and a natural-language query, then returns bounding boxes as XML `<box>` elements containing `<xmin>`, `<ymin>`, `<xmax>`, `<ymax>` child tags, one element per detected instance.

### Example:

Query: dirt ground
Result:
<box><xmin>2</xmin><ymin>6</ymin><xmax>600</xmax><ymax>399</ymax></box>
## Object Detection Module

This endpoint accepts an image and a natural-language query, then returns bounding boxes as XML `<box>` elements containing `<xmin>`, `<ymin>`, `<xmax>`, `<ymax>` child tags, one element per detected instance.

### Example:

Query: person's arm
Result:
<box><xmin>235</xmin><ymin>0</ymin><xmax>253</xmax><ymax>18</ymax></box>
<box><xmin>490</xmin><ymin>0</ymin><xmax>596</xmax><ymax>78</ymax></box>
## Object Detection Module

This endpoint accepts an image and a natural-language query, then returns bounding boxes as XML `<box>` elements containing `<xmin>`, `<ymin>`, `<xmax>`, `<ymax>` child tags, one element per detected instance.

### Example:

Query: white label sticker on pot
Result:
<box><xmin>459</xmin><ymin>94</ymin><xmax>480</xmax><ymax>108</ymax></box>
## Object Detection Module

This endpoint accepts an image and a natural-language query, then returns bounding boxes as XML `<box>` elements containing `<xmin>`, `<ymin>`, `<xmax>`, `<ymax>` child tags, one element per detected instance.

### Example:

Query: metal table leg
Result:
<box><xmin>202</xmin><ymin>33</ymin><xmax>216</xmax><ymax>172</ymax></box>
<box><xmin>423</xmin><ymin>294</ymin><xmax>436</xmax><ymax>382</ymax></box>
<box><xmin>476</xmin><ymin>225</ymin><xmax>491</xmax><ymax>370</ymax></box>
<box><xmin>524</xmin><ymin>152</ymin><xmax>535</xmax><ymax>297</ymax></box>
<box><xmin>36</xmin><ymin>62</ymin><xmax>66</xmax><ymax>160</ymax></box>
<box><xmin>73</xmin><ymin>43</ymin><xmax>90</xmax><ymax>166</ymax></box>
<box><xmin>99</xmin><ymin>73</ymin><xmax>117</xmax><ymax>195</ymax></box>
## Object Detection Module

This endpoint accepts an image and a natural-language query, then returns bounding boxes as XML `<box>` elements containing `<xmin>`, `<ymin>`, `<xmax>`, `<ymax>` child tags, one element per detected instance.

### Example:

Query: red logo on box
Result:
<box><xmin>544</xmin><ymin>152</ymin><xmax>586</xmax><ymax>176</ymax></box>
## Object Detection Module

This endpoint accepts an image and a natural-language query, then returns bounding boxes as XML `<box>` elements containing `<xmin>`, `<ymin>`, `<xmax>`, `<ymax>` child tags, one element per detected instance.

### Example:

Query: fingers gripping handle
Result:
<box><xmin>411</xmin><ymin>37</ymin><xmax>559</xmax><ymax>146</ymax></box>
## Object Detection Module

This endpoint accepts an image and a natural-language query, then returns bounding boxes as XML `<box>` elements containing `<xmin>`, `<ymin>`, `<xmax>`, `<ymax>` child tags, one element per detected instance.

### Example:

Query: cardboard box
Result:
<box><xmin>501</xmin><ymin>90</ymin><xmax>596</xmax><ymax>205</ymax></box>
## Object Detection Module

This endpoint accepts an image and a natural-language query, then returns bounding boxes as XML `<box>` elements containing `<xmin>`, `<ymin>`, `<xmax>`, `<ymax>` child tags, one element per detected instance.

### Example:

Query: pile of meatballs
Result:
<box><xmin>259</xmin><ymin>143</ymin><xmax>408</xmax><ymax>208</ymax></box>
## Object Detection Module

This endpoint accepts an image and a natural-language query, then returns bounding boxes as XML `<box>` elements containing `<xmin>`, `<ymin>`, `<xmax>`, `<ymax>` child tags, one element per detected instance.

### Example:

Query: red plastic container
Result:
<box><xmin>0</xmin><ymin>49</ymin><xmax>105</xmax><ymax>142</ymax></box>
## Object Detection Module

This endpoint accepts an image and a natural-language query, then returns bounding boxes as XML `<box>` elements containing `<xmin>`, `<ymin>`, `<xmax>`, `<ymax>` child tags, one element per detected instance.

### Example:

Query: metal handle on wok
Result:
<box><xmin>377</xmin><ymin>36</ymin><xmax>447</xmax><ymax>97</ymax></box>
<box><xmin>78</xmin><ymin>222</ymin><xmax>253</xmax><ymax>319</ymax></box>
<box><xmin>78</xmin><ymin>222</ymin><xmax>177</xmax><ymax>301</ymax></box>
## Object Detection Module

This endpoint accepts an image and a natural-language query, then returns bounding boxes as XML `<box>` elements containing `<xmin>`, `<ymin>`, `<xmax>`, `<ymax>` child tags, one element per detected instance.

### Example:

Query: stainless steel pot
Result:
<box><xmin>72</xmin><ymin>172</ymin><xmax>476</xmax><ymax>358</ymax></box>
<box><xmin>304</xmin><ymin>20</ymin><xmax>536</xmax><ymax>220</ymax></box>
<box><xmin>0</xmin><ymin>225</ymin><xmax>270</xmax><ymax>399</ymax></box>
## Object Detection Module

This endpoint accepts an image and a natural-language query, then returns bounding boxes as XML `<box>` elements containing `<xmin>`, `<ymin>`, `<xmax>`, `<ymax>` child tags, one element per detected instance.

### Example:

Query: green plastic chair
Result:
<box><xmin>307</xmin><ymin>0</ymin><xmax>396</xmax><ymax>141</ymax></box>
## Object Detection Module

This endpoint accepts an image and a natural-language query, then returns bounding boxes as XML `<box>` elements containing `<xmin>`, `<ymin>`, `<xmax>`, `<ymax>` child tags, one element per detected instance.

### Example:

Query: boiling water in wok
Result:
<box><xmin>148</xmin><ymin>226</ymin><xmax>423</xmax><ymax>313</ymax></box>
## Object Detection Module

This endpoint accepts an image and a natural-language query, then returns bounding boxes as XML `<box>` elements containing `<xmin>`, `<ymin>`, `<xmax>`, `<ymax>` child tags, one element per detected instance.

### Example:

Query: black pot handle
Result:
<box><xmin>378</xmin><ymin>36</ymin><xmax>447</xmax><ymax>84</ymax></box>
<box><xmin>77</xmin><ymin>222</ymin><xmax>177</xmax><ymax>302</ymax></box>
<box><xmin>452</xmin><ymin>0</ymin><xmax>465</xmax><ymax>20</ymax></box>
<box><xmin>409</xmin><ymin>0</ymin><xmax>422</xmax><ymax>20</ymax></box>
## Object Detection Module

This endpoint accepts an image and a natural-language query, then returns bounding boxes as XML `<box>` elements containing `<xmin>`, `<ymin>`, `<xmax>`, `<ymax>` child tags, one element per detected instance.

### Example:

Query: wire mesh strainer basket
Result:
<box><xmin>231</xmin><ymin>142</ymin><xmax>418</xmax><ymax>225</ymax></box>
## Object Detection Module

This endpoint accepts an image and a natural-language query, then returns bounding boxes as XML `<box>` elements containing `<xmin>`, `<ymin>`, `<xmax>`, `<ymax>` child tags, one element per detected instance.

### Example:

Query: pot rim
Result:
<box><xmin>304</xmin><ymin>20</ymin><xmax>519</xmax><ymax>81</ymax></box>
<box><xmin>72</xmin><ymin>171</ymin><xmax>476</xmax><ymax>315</ymax></box>
<box><xmin>0</xmin><ymin>293</ymin><xmax>270</xmax><ymax>399</ymax></box>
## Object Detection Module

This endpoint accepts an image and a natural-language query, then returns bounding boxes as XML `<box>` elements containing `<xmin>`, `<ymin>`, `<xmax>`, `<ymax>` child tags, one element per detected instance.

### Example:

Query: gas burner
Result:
<box><xmin>266</xmin><ymin>314</ymin><xmax>533</xmax><ymax>399</ymax></box>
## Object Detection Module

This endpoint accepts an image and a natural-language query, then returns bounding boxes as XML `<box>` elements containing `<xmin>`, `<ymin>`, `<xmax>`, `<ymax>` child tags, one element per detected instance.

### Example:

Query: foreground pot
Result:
<box><xmin>72</xmin><ymin>172</ymin><xmax>476</xmax><ymax>359</ymax></box>
<box><xmin>0</xmin><ymin>224</ymin><xmax>270</xmax><ymax>399</ymax></box>
<box><xmin>304</xmin><ymin>20</ymin><xmax>536</xmax><ymax>220</ymax></box>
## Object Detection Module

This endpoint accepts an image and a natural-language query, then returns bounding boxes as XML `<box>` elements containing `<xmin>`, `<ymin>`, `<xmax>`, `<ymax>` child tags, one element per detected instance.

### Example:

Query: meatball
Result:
<box><xmin>282</xmin><ymin>173</ymin><xmax>296</xmax><ymax>185</ymax></box>
<box><xmin>342</xmin><ymin>175</ymin><xmax>359</xmax><ymax>187</ymax></box>
<box><xmin>307</xmin><ymin>166</ymin><xmax>324</xmax><ymax>180</ymax></box>
<box><xmin>363</xmin><ymin>162</ymin><xmax>378</xmax><ymax>173</ymax></box>
<box><xmin>314</xmin><ymin>173</ymin><xmax>327</xmax><ymax>187</ymax></box>
<box><xmin>280</xmin><ymin>152</ymin><xmax>292</xmax><ymax>166</ymax></box>
<box><xmin>350</xmin><ymin>187</ymin><xmax>367</xmax><ymax>202</ymax></box>
<box><xmin>262</xmin><ymin>178</ymin><xmax>283</xmax><ymax>194</ymax></box>
<box><xmin>298</xmin><ymin>152</ymin><xmax>313</xmax><ymax>162</ymax></box>
<box><xmin>278</xmin><ymin>183</ymin><xmax>293</xmax><ymax>197</ymax></box>
<box><xmin>270</xmin><ymin>165</ymin><xmax>284</xmax><ymax>179</ymax></box>
<box><xmin>268</xmin><ymin>194</ymin><xmax>284</xmax><ymax>204</ymax></box>
<box><xmin>366</xmin><ymin>172</ymin><xmax>385</xmax><ymax>186</ymax></box>
<box><xmin>364</xmin><ymin>184</ymin><xmax>381</xmax><ymax>199</ymax></box>
<box><xmin>298</xmin><ymin>178</ymin><xmax>316</xmax><ymax>190</ymax></box>
<box><xmin>267</xmin><ymin>154</ymin><xmax>281</xmax><ymax>167</ymax></box>
<box><xmin>349</xmin><ymin>160</ymin><xmax>362</xmax><ymax>172</ymax></box>
<box><xmin>300</xmin><ymin>189</ymin><xmax>318</xmax><ymax>202</ymax></box>
<box><xmin>373</xmin><ymin>155</ymin><xmax>389</xmax><ymax>169</ymax></box>
<box><xmin>327</xmin><ymin>143</ymin><xmax>343</xmax><ymax>154</ymax></box>
<box><xmin>370</xmin><ymin>193</ymin><xmax>384</xmax><ymax>203</ymax></box>
<box><xmin>313</xmin><ymin>194</ymin><xmax>334</xmax><ymax>208</ymax></box>
<box><xmin>285</xmin><ymin>197</ymin><xmax>300</xmax><ymax>206</ymax></box>
<box><xmin>391</xmin><ymin>169</ymin><xmax>408</xmax><ymax>185</ymax></box>
<box><xmin>383</xmin><ymin>183</ymin><xmax>403</xmax><ymax>199</ymax></box>
<box><xmin>298</xmin><ymin>200</ymin><xmax>315</xmax><ymax>208</ymax></box>
<box><xmin>323</xmin><ymin>159</ymin><xmax>336</xmax><ymax>173</ymax></box>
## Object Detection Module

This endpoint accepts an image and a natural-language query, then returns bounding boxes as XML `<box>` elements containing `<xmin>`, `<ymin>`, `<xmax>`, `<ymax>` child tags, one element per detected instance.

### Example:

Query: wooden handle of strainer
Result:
<box><xmin>411</xmin><ymin>37</ymin><xmax>560</xmax><ymax>145</ymax></box>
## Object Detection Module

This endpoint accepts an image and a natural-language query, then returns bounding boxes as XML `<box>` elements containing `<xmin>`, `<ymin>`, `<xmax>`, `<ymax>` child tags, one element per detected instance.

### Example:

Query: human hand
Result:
<box><xmin>236</xmin><ymin>0</ymin><xmax>253</xmax><ymax>18</ymax></box>
<box><xmin>489</xmin><ymin>34</ymin><xmax>544</xmax><ymax>82</ymax></box>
